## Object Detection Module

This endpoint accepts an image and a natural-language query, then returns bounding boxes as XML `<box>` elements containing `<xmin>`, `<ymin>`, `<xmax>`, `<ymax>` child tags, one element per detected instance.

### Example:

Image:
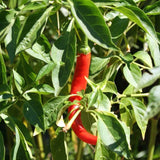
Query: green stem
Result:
<box><xmin>118</xmin><ymin>93</ymin><xmax>149</xmax><ymax>99</ymax></box>
<box><xmin>147</xmin><ymin>118</ymin><xmax>158</xmax><ymax>160</ymax></box>
<box><xmin>76</xmin><ymin>140</ymin><xmax>84</xmax><ymax>160</ymax></box>
<box><xmin>37</xmin><ymin>133</ymin><xmax>45</xmax><ymax>160</ymax></box>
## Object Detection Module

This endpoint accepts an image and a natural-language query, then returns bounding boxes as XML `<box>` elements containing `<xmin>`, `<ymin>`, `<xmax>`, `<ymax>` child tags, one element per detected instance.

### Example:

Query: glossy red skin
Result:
<box><xmin>68</xmin><ymin>53</ymin><xmax>97</xmax><ymax>145</ymax></box>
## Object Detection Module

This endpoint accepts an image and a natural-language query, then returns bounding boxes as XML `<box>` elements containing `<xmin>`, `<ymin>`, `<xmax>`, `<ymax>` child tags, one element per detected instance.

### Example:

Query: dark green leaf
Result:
<box><xmin>16</xmin><ymin>6</ymin><xmax>53</xmax><ymax>54</ymax></box>
<box><xmin>136</xmin><ymin>65</ymin><xmax>160</xmax><ymax>90</ymax></box>
<box><xmin>110</xmin><ymin>15</ymin><xmax>129</xmax><ymax>39</ymax></box>
<box><xmin>0</xmin><ymin>93</ymin><xmax>12</xmax><ymax>102</ymax></box>
<box><xmin>69</xmin><ymin>0</ymin><xmax>118</xmax><ymax>50</ymax></box>
<box><xmin>96</xmin><ymin>111</ymin><xmax>131</xmax><ymax>159</ymax></box>
<box><xmin>0</xmin><ymin>52</ymin><xmax>7</xmax><ymax>85</ymax></box>
<box><xmin>23</xmin><ymin>100</ymin><xmax>44</xmax><ymax>130</ymax></box>
<box><xmin>36</xmin><ymin>62</ymin><xmax>55</xmax><ymax>81</ymax></box>
<box><xmin>24</xmin><ymin>84</ymin><xmax>54</xmax><ymax>95</ymax></box>
<box><xmin>113</xmin><ymin>5</ymin><xmax>159</xmax><ymax>43</ymax></box>
<box><xmin>13</xmin><ymin>69</ymin><xmax>25</xmax><ymax>94</ymax></box>
<box><xmin>0</xmin><ymin>131</ymin><xmax>5</xmax><ymax>160</ymax></box>
<box><xmin>134</xmin><ymin>51</ymin><xmax>153</xmax><ymax>68</ymax></box>
<box><xmin>43</xmin><ymin>96</ymin><xmax>69</xmax><ymax>130</ymax></box>
<box><xmin>51</xmin><ymin>20</ymin><xmax>76</xmax><ymax>96</ymax></box>
<box><xmin>146</xmin><ymin>85</ymin><xmax>160</xmax><ymax>120</ymax></box>
<box><xmin>123</xmin><ymin>63</ymin><xmax>142</xmax><ymax>88</ymax></box>
<box><xmin>25</xmin><ymin>34</ymin><xmax>51</xmax><ymax>63</ymax></box>
<box><xmin>144</xmin><ymin>1</ymin><xmax>160</xmax><ymax>15</ymax></box>
<box><xmin>50</xmin><ymin>132</ymin><xmax>67</xmax><ymax>160</ymax></box>
<box><xmin>4</xmin><ymin>17</ymin><xmax>21</xmax><ymax>62</ymax></box>
<box><xmin>0</xmin><ymin>10</ymin><xmax>15</xmax><ymax>41</ymax></box>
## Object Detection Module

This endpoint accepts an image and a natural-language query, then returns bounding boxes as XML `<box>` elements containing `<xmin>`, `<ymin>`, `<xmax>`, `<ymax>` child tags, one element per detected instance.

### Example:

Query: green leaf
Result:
<box><xmin>22</xmin><ymin>1</ymin><xmax>48</xmax><ymax>10</ymax></box>
<box><xmin>51</xmin><ymin>20</ymin><xmax>76</xmax><ymax>96</ymax></box>
<box><xmin>13</xmin><ymin>69</ymin><xmax>25</xmax><ymax>94</ymax></box>
<box><xmin>134</xmin><ymin>51</ymin><xmax>153</xmax><ymax>68</ymax></box>
<box><xmin>123</xmin><ymin>63</ymin><xmax>142</xmax><ymax>88</ymax></box>
<box><xmin>24</xmin><ymin>84</ymin><xmax>54</xmax><ymax>95</ymax></box>
<box><xmin>0</xmin><ymin>52</ymin><xmax>7</xmax><ymax>85</ymax></box>
<box><xmin>13</xmin><ymin>127</ymin><xmax>34</xmax><ymax>160</ymax></box>
<box><xmin>96</xmin><ymin>111</ymin><xmax>131</xmax><ymax>159</ymax></box>
<box><xmin>98</xmin><ymin>81</ymin><xmax>117</xmax><ymax>94</ymax></box>
<box><xmin>0</xmin><ymin>131</ymin><xmax>5</xmax><ymax>160</ymax></box>
<box><xmin>4</xmin><ymin>17</ymin><xmax>21</xmax><ymax>62</ymax></box>
<box><xmin>50</xmin><ymin>132</ymin><xmax>68</xmax><ymax>160</ymax></box>
<box><xmin>144</xmin><ymin>1</ymin><xmax>160</xmax><ymax>15</ymax></box>
<box><xmin>0</xmin><ymin>10</ymin><xmax>15</xmax><ymax>41</ymax></box>
<box><xmin>88</xmin><ymin>88</ymin><xmax>111</xmax><ymax>111</ymax></box>
<box><xmin>145</xmin><ymin>85</ymin><xmax>160</xmax><ymax>120</ymax></box>
<box><xmin>69</xmin><ymin>0</ymin><xmax>118</xmax><ymax>50</ymax></box>
<box><xmin>136</xmin><ymin>65</ymin><xmax>160</xmax><ymax>90</ymax></box>
<box><xmin>120</xmin><ymin>98</ymin><xmax>135</xmax><ymax>128</ymax></box>
<box><xmin>125</xmin><ymin>98</ymin><xmax>148</xmax><ymax>139</ymax></box>
<box><xmin>0</xmin><ymin>93</ymin><xmax>12</xmax><ymax>102</ymax></box>
<box><xmin>95</xmin><ymin>136</ymin><xmax>117</xmax><ymax>160</ymax></box>
<box><xmin>92</xmin><ymin>0</ymin><xmax>136</xmax><ymax>7</ymax></box>
<box><xmin>16</xmin><ymin>6</ymin><xmax>53</xmax><ymax>54</ymax></box>
<box><xmin>25</xmin><ymin>34</ymin><xmax>51</xmax><ymax>63</ymax></box>
<box><xmin>36</xmin><ymin>62</ymin><xmax>55</xmax><ymax>81</ymax></box>
<box><xmin>113</xmin><ymin>5</ymin><xmax>159</xmax><ymax>43</ymax></box>
<box><xmin>90</xmin><ymin>56</ymin><xmax>110</xmax><ymax>77</ymax></box>
<box><xmin>110</xmin><ymin>15</ymin><xmax>129</xmax><ymax>39</ymax></box>
<box><xmin>43</xmin><ymin>96</ymin><xmax>69</xmax><ymax>130</ymax></box>
<box><xmin>146</xmin><ymin>33</ymin><xmax>160</xmax><ymax>66</ymax></box>
<box><xmin>23</xmin><ymin>100</ymin><xmax>44</xmax><ymax>130</ymax></box>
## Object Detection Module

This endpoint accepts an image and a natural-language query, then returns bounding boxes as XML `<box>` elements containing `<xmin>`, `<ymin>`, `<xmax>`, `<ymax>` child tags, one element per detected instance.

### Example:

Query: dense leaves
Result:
<box><xmin>0</xmin><ymin>0</ymin><xmax>160</xmax><ymax>159</ymax></box>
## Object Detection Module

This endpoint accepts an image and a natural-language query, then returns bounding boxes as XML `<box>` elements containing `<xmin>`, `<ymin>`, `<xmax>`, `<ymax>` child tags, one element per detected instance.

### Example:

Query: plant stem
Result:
<box><xmin>76</xmin><ymin>140</ymin><xmax>84</xmax><ymax>160</ymax></box>
<box><xmin>147</xmin><ymin>118</ymin><xmax>158</xmax><ymax>160</ymax></box>
<box><xmin>37</xmin><ymin>133</ymin><xmax>45</xmax><ymax>160</ymax></box>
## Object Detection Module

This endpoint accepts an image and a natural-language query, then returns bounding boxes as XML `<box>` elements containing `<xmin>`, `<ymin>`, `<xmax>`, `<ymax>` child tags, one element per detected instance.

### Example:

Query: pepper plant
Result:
<box><xmin>0</xmin><ymin>0</ymin><xmax>160</xmax><ymax>160</ymax></box>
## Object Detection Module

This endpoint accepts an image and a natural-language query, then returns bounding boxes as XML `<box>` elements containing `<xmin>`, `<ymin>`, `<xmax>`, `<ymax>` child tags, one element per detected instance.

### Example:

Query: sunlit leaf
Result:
<box><xmin>69</xmin><ymin>0</ymin><xmax>118</xmax><ymax>50</ymax></box>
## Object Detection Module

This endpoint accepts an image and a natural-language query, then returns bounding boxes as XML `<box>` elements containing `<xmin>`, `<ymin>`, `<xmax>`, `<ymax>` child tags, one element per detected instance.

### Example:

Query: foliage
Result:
<box><xmin>0</xmin><ymin>0</ymin><xmax>160</xmax><ymax>159</ymax></box>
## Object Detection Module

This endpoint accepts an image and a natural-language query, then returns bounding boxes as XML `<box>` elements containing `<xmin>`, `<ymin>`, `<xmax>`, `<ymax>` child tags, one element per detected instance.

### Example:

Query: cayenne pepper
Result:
<box><xmin>68</xmin><ymin>32</ymin><xmax>97</xmax><ymax>145</ymax></box>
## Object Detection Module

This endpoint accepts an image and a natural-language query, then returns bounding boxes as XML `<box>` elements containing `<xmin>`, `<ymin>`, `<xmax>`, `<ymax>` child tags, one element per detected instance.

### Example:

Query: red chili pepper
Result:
<box><xmin>68</xmin><ymin>52</ymin><xmax>97</xmax><ymax>145</ymax></box>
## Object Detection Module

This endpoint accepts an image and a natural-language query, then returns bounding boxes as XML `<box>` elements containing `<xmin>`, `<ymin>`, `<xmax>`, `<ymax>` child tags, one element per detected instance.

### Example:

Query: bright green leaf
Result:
<box><xmin>16</xmin><ymin>6</ymin><xmax>53</xmax><ymax>54</ymax></box>
<box><xmin>96</xmin><ymin>111</ymin><xmax>131</xmax><ymax>159</ymax></box>
<box><xmin>0</xmin><ymin>52</ymin><xmax>7</xmax><ymax>85</ymax></box>
<box><xmin>25</xmin><ymin>34</ymin><xmax>51</xmax><ymax>63</ymax></box>
<box><xmin>146</xmin><ymin>85</ymin><xmax>160</xmax><ymax>120</ymax></box>
<box><xmin>146</xmin><ymin>33</ymin><xmax>160</xmax><ymax>66</ymax></box>
<box><xmin>90</xmin><ymin>56</ymin><xmax>110</xmax><ymax>77</ymax></box>
<box><xmin>123</xmin><ymin>63</ymin><xmax>142</xmax><ymax>88</ymax></box>
<box><xmin>36</xmin><ymin>62</ymin><xmax>55</xmax><ymax>81</ymax></box>
<box><xmin>22</xmin><ymin>1</ymin><xmax>48</xmax><ymax>10</ymax></box>
<box><xmin>13</xmin><ymin>69</ymin><xmax>25</xmax><ymax>94</ymax></box>
<box><xmin>125</xmin><ymin>98</ymin><xmax>148</xmax><ymax>138</ymax></box>
<box><xmin>134</xmin><ymin>50</ymin><xmax>153</xmax><ymax>68</ymax></box>
<box><xmin>43</xmin><ymin>96</ymin><xmax>69</xmax><ymax>130</ymax></box>
<box><xmin>69</xmin><ymin>0</ymin><xmax>118</xmax><ymax>50</ymax></box>
<box><xmin>24</xmin><ymin>84</ymin><xmax>54</xmax><ymax>95</ymax></box>
<box><xmin>51</xmin><ymin>20</ymin><xmax>76</xmax><ymax>96</ymax></box>
<box><xmin>136</xmin><ymin>65</ymin><xmax>160</xmax><ymax>90</ymax></box>
<box><xmin>95</xmin><ymin>136</ymin><xmax>117</xmax><ymax>160</ymax></box>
